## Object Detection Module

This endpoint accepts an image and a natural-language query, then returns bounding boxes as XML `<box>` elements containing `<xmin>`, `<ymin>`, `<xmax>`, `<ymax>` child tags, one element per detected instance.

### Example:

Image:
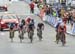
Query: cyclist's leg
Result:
<box><xmin>60</xmin><ymin>32</ymin><xmax>66</xmax><ymax>46</ymax></box>
<box><xmin>38</xmin><ymin>29</ymin><xmax>42</xmax><ymax>41</ymax></box>
<box><xmin>39</xmin><ymin>30</ymin><xmax>42</xmax><ymax>40</ymax></box>
<box><xmin>9</xmin><ymin>30</ymin><xmax>14</xmax><ymax>42</ymax></box>
<box><xmin>37</xmin><ymin>29</ymin><xmax>40</xmax><ymax>40</ymax></box>
<box><xmin>30</xmin><ymin>30</ymin><xmax>34</xmax><ymax>43</ymax></box>
<box><xmin>62</xmin><ymin>32</ymin><xmax>66</xmax><ymax>45</ymax></box>
<box><xmin>56</xmin><ymin>32</ymin><xmax>60</xmax><ymax>44</ymax></box>
<box><xmin>19</xmin><ymin>30</ymin><xmax>23</xmax><ymax>43</ymax></box>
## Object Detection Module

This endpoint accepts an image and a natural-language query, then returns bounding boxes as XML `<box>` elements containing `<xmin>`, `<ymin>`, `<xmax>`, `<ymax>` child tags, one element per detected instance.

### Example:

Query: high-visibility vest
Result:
<box><xmin>53</xmin><ymin>12</ymin><xmax>56</xmax><ymax>17</ymax></box>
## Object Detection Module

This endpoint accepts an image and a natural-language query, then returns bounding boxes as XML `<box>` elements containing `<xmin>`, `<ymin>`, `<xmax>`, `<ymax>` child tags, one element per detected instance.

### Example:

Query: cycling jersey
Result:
<box><xmin>37</xmin><ymin>23</ymin><xmax>44</xmax><ymax>30</ymax></box>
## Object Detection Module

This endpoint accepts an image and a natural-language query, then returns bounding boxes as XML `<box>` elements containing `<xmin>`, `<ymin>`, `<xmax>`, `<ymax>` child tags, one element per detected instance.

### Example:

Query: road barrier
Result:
<box><xmin>67</xmin><ymin>23</ymin><xmax>75</xmax><ymax>35</ymax></box>
<box><xmin>38</xmin><ymin>9</ymin><xmax>75</xmax><ymax>35</ymax></box>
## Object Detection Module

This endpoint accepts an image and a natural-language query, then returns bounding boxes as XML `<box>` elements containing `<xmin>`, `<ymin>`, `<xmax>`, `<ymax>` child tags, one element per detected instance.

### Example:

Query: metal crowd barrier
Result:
<box><xmin>39</xmin><ymin>13</ymin><xmax>75</xmax><ymax>36</ymax></box>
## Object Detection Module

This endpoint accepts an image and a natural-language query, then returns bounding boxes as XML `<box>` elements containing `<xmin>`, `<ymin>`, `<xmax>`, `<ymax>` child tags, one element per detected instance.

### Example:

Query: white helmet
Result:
<box><xmin>60</xmin><ymin>22</ymin><xmax>64</xmax><ymax>28</ymax></box>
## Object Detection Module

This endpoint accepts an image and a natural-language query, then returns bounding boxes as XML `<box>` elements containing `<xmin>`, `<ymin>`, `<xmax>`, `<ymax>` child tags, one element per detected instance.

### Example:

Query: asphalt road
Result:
<box><xmin>0</xmin><ymin>1</ymin><xmax>75</xmax><ymax>54</ymax></box>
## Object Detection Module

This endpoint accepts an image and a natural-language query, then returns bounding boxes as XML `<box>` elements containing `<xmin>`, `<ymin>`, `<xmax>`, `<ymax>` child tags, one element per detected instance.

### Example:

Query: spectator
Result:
<box><xmin>29</xmin><ymin>2</ymin><xmax>35</xmax><ymax>13</ymax></box>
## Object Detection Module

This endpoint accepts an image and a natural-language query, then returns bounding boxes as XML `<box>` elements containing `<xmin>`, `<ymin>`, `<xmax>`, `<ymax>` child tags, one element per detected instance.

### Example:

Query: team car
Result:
<box><xmin>0</xmin><ymin>14</ymin><xmax>19</xmax><ymax>30</ymax></box>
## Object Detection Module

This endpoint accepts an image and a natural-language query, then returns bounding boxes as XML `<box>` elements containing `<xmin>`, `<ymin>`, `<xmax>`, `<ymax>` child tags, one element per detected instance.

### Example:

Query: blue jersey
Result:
<box><xmin>28</xmin><ymin>23</ymin><xmax>34</xmax><ymax>30</ymax></box>
<box><xmin>10</xmin><ymin>23</ymin><xmax>15</xmax><ymax>29</ymax></box>
<box><xmin>55</xmin><ymin>23</ymin><xmax>60</xmax><ymax>31</ymax></box>
<box><xmin>56</xmin><ymin>23</ymin><xmax>60</xmax><ymax>29</ymax></box>
<box><xmin>19</xmin><ymin>23</ymin><xmax>23</xmax><ymax>29</ymax></box>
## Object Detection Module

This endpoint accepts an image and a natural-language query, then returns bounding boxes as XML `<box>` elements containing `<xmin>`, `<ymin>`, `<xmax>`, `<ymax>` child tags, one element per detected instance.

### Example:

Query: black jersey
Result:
<box><xmin>28</xmin><ymin>23</ymin><xmax>34</xmax><ymax>30</ymax></box>
<box><xmin>37</xmin><ymin>23</ymin><xmax>44</xmax><ymax>29</ymax></box>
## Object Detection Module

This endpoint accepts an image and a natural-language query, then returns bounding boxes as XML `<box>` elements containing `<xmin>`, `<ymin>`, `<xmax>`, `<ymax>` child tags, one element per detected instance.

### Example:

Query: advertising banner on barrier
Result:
<box><xmin>42</xmin><ymin>15</ymin><xmax>48</xmax><ymax>21</ymax></box>
<box><xmin>67</xmin><ymin>23</ymin><xmax>75</xmax><ymax>35</ymax></box>
<box><xmin>72</xmin><ymin>23</ymin><xmax>75</xmax><ymax>34</ymax></box>
<box><xmin>44</xmin><ymin>14</ymin><xmax>75</xmax><ymax>35</ymax></box>
<box><xmin>45</xmin><ymin>15</ymin><xmax>58</xmax><ymax>27</ymax></box>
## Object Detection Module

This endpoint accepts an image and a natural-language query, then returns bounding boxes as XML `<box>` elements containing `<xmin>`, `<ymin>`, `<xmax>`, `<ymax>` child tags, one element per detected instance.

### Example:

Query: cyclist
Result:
<box><xmin>18</xmin><ymin>21</ymin><xmax>24</xmax><ymax>43</ymax></box>
<box><xmin>37</xmin><ymin>22</ymin><xmax>44</xmax><ymax>41</ymax></box>
<box><xmin>57</xmin><ymin>22</ymin><xmax>66</xmax><ymax>46</ymax></box>
<box><xmin>27</xmin><ymin>19</ymin><xmax>35</xmax><ymax>43</ymax></box>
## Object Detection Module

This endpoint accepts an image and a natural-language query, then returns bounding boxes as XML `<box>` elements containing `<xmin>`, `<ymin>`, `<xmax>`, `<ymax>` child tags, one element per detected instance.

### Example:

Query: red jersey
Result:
<box><xmin>26</xmin><ymin>18</ymin><xmax>31</xmax><ymax>25</ymax></box>
<box><xmin>58</xmin><ymin>23</ymin><xmax>66</xmax><ymax>33</ymax></box>
<box><xmin>29</xmin><ymin>3</ymin><xmax>34</xmax><ymax>9</ymax></box>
